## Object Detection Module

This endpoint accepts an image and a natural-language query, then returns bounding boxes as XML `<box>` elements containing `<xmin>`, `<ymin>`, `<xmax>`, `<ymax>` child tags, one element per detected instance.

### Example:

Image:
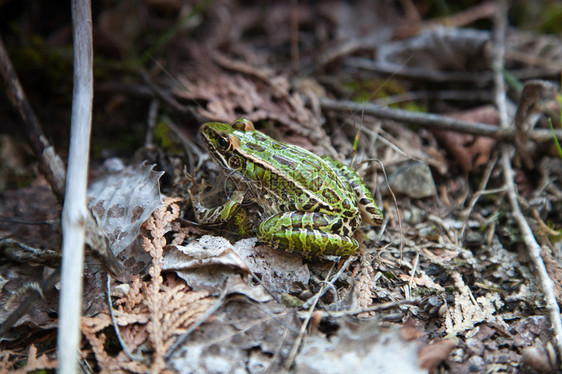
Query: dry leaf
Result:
<box><xmin>434</xmin><ymin>106</ymin><xmax>499</xmax><ymax>172</ymax></box>
<box><xmin>444</xmin><ymin>272</ymin><xmax>506</xmax><ymax>336</ymax></box>
<box><xmin>418</xmin><ymin>340</ymin><xmax>456</xmax><ymax>371</ymax></box>
<box><xmin>88</xmin><ymin>161</ymin><xmax>164</xmax><ymax>256</ymax></box>
<box><xmin>297</xmin><ymin>320</ymin><xmax>425</xmax><ymax>374</ymax></box>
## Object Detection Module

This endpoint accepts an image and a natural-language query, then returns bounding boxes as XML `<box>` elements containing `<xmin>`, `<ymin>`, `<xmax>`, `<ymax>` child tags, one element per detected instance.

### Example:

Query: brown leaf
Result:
<box><xmin>433</xmin><ymin>105</ymin><xmax>499</xmax><ymax>172</ymax></box>
<box><xmin>400</xmin><ymin>318</ymin><xmax>422</xmax><ymax>341</ymax></box>
<box><xmin>418</xmin><ymin>339</ymin><xmax>456</xmax><ymax>370</ymax></box>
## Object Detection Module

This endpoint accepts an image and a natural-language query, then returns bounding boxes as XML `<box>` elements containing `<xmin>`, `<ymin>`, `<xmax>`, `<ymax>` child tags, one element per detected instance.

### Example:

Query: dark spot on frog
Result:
<box><xmin>342</xmin><ymin>210</ymin><xmax>355</xmax><ymax>218</ymax></box>
<box><xmin>273</xmin><ymin>154</ymin><xmax>297</xmax><ymax>168</ymax></box>
<box><xmin>253</xmin><ymin>134</ymin><xmax>268</xmax><ymax>142</ymax></box>
<box><xmin>301</xmin><ymin>201</ymin><xmax>316</xmax><ymax>210</ymax></box>
<box><xmin>331</xmin><ymin>219</ymin><xmax>343</xmax><ymax>233</ymax></box>
<box><xmin>321</xmin><ymin>188</ymin><xmax>338</xmax><ymax>203</ymax></box>
<box><xmin>359</xmin><ymin>197</ymin><xmax>371</xmax><ymax>205</ymax></box>
<box><xmin>271</xmin><ymin>142</ymin><xmax>288</xmax><ymax>150</ymax></box>
<box><xmin>366</xmin><ymin>206</ymin><xmax>381</xmax><ymax>215</ymax></box>
<box><xmin>341</xmin><ymin>199</ymin><xmax>352</xmax><ymax>210</ymax></box>
<box><xmin>246</xmin><ymin>143</ymin><xmax>266</xmax><ymax>153</ymax></box>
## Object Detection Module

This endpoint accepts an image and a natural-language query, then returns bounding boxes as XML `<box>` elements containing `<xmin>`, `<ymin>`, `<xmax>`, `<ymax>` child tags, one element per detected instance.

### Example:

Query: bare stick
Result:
<box><xmin>0</xmin><ymin>34</ymin><xmax>121</xmax><ymax>278</ymax></box>
<box><xmin>57</xmin><ymin>0</ymin><xmax>93</xmax><ymax>372</ymax></box>
<box><xmin>328</xmin><ymin>297</ymin><xmax>421</xmax><ymax>317</ymax></box>
<box><xmin>491</xmin><ymin>0</ymin><xmax>562</xmax><ymax>363</ymax></box>
<box><xmin>319</xmin><ymin>98</ymin><xmax>562</xmax><ymax>142</ymax></box>
<box><xmin>0</xmin><ymin>36</ymin><xmax>66</xmax><ymax>198</ymax></box>
<box><xmin>283</xmin><ymin>264</ymin><xmax>335</xmax><ymax>373</ymax></box>
<box><xmin>501</xmin><ymin>150</ymin><xmax>562</xmax><ymax>361</ymax></box>
<box><xmin>492</xmin><ymin>0</ymin><xmax>508</xmax><ymax>130</ymax></box>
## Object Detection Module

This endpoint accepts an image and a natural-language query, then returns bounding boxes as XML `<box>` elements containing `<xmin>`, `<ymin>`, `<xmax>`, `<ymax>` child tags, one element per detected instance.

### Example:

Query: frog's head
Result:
<box><xmin>200</xmin><ymin>119</ymin><xmax>255</xmax><ymax>170</ymax></box>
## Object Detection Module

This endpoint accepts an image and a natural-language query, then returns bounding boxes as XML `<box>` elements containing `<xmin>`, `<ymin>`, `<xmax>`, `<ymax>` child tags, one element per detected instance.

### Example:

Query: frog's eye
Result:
<box><xmin>232</xmin><ymin>119</ymin><xmax>255</xmax><ymax>131</ymax></box>
<box><xmin>218</xmin><ymin>136</ymin><xmax>230</xmax><ymax>151</ymax></box>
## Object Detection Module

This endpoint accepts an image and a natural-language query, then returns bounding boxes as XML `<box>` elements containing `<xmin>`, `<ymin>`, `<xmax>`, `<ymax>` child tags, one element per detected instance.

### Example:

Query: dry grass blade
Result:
<box><xmin>57</xmin><ymin>0</ymin><xmax>94</xmax><ymax>372</ymax></box>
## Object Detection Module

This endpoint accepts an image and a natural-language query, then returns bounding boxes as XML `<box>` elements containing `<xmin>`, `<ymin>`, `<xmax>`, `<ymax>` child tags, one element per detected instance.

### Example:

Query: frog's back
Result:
<box><xmin>238</xmin><ymin>131</ymin><xmax>357</xmax><ymax>214</ymax></box>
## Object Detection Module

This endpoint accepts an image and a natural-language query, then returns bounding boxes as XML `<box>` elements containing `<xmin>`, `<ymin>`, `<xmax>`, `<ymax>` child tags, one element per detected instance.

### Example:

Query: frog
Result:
<box><xmin>192</xmin><ymin>118</ymin><xmax>383</xmax><ymax>258</ymax></box>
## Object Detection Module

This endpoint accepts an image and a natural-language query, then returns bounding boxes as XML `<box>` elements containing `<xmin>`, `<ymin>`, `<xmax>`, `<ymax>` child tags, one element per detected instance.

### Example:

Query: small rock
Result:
<box><xmin>388</xmin><ymin>162</ymin><xmax>436</xmax><ymax>199</ymax></box>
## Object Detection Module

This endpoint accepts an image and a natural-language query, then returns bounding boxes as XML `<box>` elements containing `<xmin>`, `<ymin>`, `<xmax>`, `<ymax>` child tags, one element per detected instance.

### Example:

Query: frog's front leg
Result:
<box><xmin>192</xmin><ymin>190</ymin><xmax>245</xmax><ymax>225</ymax></box>
<box><xmin>257</xmin><ymin>212</ymin><xmax>359</xmax><ymax>258</ymax></box>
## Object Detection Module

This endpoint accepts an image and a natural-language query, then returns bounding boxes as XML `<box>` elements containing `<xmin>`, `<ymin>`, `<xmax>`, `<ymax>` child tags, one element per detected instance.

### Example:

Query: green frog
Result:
<box><xmin>193</xmin><ymin>119</ymin><xmax>383</xmax><ymax>258</ymax></box>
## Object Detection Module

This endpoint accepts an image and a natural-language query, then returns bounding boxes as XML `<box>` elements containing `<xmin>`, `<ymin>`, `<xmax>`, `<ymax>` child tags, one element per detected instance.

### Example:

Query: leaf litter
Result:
<box><xmin>1</xmin><ymin>1</ymin><xmax>562</xmax><ymax>373</ymax></box>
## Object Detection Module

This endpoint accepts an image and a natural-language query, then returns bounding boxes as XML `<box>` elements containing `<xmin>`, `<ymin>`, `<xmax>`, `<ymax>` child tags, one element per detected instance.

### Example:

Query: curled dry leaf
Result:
<box><xmin>88</xmin><ymin>160</ymin><xmax>164</xmax><ymax>256</ymax></box>
<box><xmin>173</xmin><ymin>47</ymin><xmax>333</xmax><ymax>150</ymax></box>
<box><xmin>163</xmin><ymin>235</ymin><xmax>253</xmax><ymax>293</ymax></box>
<box><xmin>163</xmin><ymin>235</ymin><xmax>310</xmax><ymax>298</ymax></box>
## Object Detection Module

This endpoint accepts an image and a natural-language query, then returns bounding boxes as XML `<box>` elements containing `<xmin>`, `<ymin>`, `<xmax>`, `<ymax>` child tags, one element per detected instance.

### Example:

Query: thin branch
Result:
<box><xmin>460</xmin><ymin>155</ymin><xmax>499</xmax><ymax>242</ymax></box>
<box><xmin>0</xmin><ymin>33</ymin><xmax>122</xmax><ymax>278</ymax></box>
<box><xmin>319</xmin><ymin>98</ymin><xmax>562</xmax><ymax>142</ymax></box>
<box><xmin>501</xmin><ymin>150</ymin><xmax>562</xmax><ymax>362</ymax></box>
<box><xmin>492</xmin><ymin>0</ymin><xmax>508</xmax><ymax>130</ymax></box>
<box><xmin>328</xmin><ymin>297</ymin><xmax>421</xmax><ymax>317</ymax></box>
<box><xmin>283</xmin><ymin>264</ymin><xmax>335</xmax><ymax>373</ymax></box>
<box><xmin>491</xmin><ymin>0</ymin><xmax>562</xmax><ymax>364</ymax></box>
<box><xmin>0</xmin><ymin>35</ymin><xmax>66</xmax><ymax>199</ymax></box>
<box><xmin>57</xmin><ymin>0</ymin><xmax>94</xmax><ymax>372</ymax></box>
<box><xmin>345</xmin><ymin>57</ymin><xmax>559</xmax><ymax>84</ymax></box>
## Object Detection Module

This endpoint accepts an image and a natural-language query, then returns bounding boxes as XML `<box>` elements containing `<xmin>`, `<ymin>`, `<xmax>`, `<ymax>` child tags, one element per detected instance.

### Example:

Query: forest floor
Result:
<box><xmin>1</xmin><ymin>1</ymin><xmax>562</xmax><ymax>373</ymax></box>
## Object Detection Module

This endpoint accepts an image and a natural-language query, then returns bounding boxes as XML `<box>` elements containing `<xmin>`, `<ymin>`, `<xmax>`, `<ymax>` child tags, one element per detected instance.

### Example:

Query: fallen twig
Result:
<box><xmin>501</xmin><ymin>149</ymin><xmax>562</xmax><ymax>363</ymax></box>
<box><xmin>283</xmin><ymin>264</ymin><xmax>335</xmax><ymax>373</ymax></box>
<box><xmin>328</xmin><ymin>297</ymin><xmax>421</xmax><ymax>317</ymax></box>
<box><xmin>319</xmin><ymin>98</ymin><xmax>562</xmax><ymax>142</ymax></box>
<box><xmin>491</xmin><ymin>0</ymin><xmax>562</xmax><ymax>364</ymax></box>
<box><xmin>345</xmin><ymin>57</ymin><xmax>559</xmax><ymax>85</ymax></box>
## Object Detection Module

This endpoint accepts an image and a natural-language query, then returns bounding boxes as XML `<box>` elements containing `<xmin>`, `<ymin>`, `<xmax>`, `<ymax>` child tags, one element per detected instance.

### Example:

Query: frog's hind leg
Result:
<box><xmin>257</xmin><ymin>211</ymin><xmax>359</xmax><ymax>257</ymax></box>
<box><xmin>321</xmin><ymin>156</ymin><xmax>383</xmax><ymax>225</ymax></box>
